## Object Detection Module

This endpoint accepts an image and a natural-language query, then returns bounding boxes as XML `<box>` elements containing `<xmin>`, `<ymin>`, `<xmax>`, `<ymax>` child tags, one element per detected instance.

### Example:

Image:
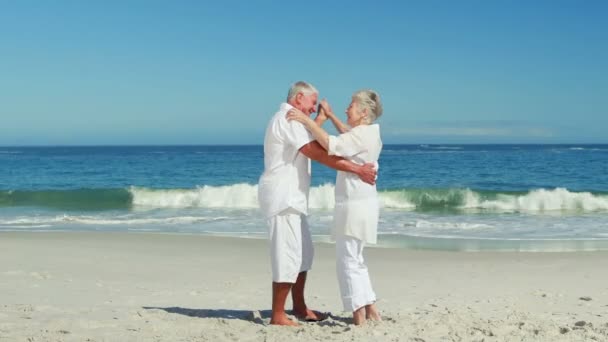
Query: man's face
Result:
<box><xmin>297</xmin><ymin>93</ymin><xmax>318</xmax><ymax>116</ymax></box>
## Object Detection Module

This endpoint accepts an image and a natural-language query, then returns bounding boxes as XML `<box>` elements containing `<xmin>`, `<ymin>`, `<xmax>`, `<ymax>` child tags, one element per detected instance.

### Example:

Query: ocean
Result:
<box><xmin>1</xmin><ymin>144</ymin><xmax>608</xmax><ymax>251</ymax></box>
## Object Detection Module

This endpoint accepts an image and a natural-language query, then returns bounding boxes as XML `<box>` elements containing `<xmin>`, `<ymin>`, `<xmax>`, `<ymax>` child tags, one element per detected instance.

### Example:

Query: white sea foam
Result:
<box><xmin>561</xmin><ymin>147</ymin><xmax>608</xmax><ymax>152</ymax></box>
<box><xmin>379</xmin><ymin>191</ymin><xmax>417</xmax><ymax>209</ymax></box>
<box><xmin>461</xmin><ymin>188</ymin><xmax>608</xmax><ymax>212</ymax></box>
<box><xmin>128</xmin><ymin>183</ymin><xmax>415</xmax><ymax>210</ymax></box>
<box><xmin>130</xmin><ymin>183</ymin><xmax>299</xmax><ymax>209</ymax></box>
<box><xmin>130</xmin><ymin>184</ymin><xmax>259</xmax><ymax>208</ymax></box>
<box><xmin>127</xmin><ymin>184</ymin><xmax>608</xmax><ymax>212</ymax></box>
<box><xmin>308</xmin><ymin>183</ymin><xmax>336</xmax><ymax>209</ymax></box>
<box><xmin>430</xmin><ymin>146</ymin><xmax>463</xmax><ymax>150</ymax></box>
<box><xmin>2</xmin><ymin>224</ymin><xmax>52</xmax><ymax>229</ymax></box>
<box><xmin>0</xmin><ymin>215</ymin><xmax>222</xmax><ymax>226</ymax></box>
<box><xmin>403</xmin><ymin>220</ymin><xmax>493</xmax><ymax>230</ymax></box>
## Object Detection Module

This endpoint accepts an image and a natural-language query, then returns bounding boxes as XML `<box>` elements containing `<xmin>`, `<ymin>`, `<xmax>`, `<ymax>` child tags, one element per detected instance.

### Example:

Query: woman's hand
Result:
<box><xmin>286</xmin><ymin>108</ymin><xmax>314</xmax><ymax>126</ymax></box>
<box><xmin>319</xmin><ymin>99</ymin><xmax>334</xmax><ymax>117</ymax></box>
<box><xmin>316</xmin><ymin>105</ymin><xmax>328</xmax><ymax>122</ymax></box>
<box><xmin>314</xmin><ymin>106</ymin><xmax>328</xmax><ymax>126</ymax></box>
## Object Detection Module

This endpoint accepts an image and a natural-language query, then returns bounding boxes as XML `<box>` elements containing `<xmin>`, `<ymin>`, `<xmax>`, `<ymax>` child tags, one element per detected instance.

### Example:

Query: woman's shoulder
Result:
<box><xmin>345</xmin><ymin>125</ymin><xmax>381</xmax><ymax>152</ymax></box>
<box><xmin>350</xmin><ymin>124</ymin><xmax>380</xmax><ymax>133</ymax></box>
<box><xmin>352</xmin><ymin>124</ymin><xmax>380</xmax><ymax>139</ymax></box>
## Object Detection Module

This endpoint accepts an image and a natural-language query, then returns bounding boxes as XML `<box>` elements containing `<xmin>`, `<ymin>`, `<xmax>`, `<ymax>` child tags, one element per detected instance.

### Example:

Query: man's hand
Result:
<box><xmin>300</xmin><ymin>142</ymin><xmax>375</xmax><ymax>180</ymax></box>
<box><xmin>357</xmin><ymin>163</ymin><xmax>377</xmax><ymax>185</ymax></box>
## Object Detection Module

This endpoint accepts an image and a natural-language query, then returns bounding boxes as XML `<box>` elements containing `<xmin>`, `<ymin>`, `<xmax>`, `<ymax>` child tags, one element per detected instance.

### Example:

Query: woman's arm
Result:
<box><xmin>286</xmin><ymin>109</ymin><xmax>330</xmax><ymax>150</ymax></box>
<box><xmin>314</xmin><ymin>105</ymin><xmax>328</xmax><ymax>126</ymax></box>
<box><xmin>320</xmin><ymin>99</ymin><xmax>350</xmax><ymax>134</ymax></box>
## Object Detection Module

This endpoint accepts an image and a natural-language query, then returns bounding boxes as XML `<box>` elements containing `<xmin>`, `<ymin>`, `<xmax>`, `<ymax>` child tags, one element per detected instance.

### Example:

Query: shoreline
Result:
<box><xmin>1</xmin><ymin>231</ymin><xmax>607</xmax><ymax>341</ymax></box>
<box><xmin>3</xmin><ymin>229</ymin><xmax>608</xmax><ymax>253</ymax></box>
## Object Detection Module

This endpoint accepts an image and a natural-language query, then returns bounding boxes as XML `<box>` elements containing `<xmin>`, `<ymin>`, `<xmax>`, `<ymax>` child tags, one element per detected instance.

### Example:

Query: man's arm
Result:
<box><xmin>300</xmin><ymin>141</ymin><xmax>376</xmax><ymax>185</ymax></box>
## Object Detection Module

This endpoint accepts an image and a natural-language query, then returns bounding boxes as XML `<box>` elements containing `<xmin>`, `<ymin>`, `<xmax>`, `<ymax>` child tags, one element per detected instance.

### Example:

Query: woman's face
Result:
<box><xmin>345</xmin><ymin>98</ymin><xmax>366</xmax><ymax>127</ymax></box>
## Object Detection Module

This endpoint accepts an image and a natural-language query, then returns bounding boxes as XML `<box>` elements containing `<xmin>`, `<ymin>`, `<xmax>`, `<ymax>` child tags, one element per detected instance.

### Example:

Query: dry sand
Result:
<box><xmin>1</xmin><ymin>232</ymin><xmax>607</xmax><ymax>341</ymax></box>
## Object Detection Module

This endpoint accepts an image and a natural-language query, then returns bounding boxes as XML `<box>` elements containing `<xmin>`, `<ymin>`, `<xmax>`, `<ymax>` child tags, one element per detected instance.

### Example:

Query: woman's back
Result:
<box><xmin>328</xmin><ymin>124</ymin><xmax>382</xmax><ymax>244</ymax></box>
<box><xmin>332</xmin><ymin>124</ymin><xmax>382</xmax><ymax>203</ymax></box>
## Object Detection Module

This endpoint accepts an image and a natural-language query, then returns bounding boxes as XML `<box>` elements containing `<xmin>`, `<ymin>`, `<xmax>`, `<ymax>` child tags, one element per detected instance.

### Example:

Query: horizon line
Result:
<box><xmin>2</xmin><ymin>142</ymin><xmax>608</xmax><ymax>148</ymax></box>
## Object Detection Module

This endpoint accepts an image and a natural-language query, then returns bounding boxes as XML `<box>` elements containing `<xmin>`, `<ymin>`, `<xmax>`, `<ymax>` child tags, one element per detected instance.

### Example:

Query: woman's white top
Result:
<box><xmin>327</xmin><ymin>124</ymin><xmax>382</xmax><ymax>244</ymax></box>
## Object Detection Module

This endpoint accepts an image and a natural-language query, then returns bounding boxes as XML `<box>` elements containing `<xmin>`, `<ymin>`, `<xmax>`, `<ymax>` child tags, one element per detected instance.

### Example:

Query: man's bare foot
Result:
<box><xmin>353</xmin><ymin>307</ymin><xmax>366</xmax><ymax>325</ymax></box>
<box><xmin>270</xmin><ymin>313</ymin><xmax>299</xmax><ymax>326</ymax></box>
<box><xmin>365</xmin><ymin>303</ymin><xmax>382</xmax><ymax>321</ymax></box>
<box><xmin>293</xmin><ymin>308</ymin><xmax>328</xmax><ymax>322</ymax></box>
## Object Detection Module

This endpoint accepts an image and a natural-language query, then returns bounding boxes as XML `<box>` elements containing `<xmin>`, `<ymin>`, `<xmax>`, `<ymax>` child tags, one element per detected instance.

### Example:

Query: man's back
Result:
<box><xmin>258</xmin><ymin>103</ymin><xmax>313</xmax><ymax>218</ymax></box>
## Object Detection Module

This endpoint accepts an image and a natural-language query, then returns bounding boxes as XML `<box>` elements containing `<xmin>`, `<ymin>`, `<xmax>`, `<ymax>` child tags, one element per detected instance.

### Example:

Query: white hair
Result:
<box><xmin>352</xmin><ymin>89</ymin><xmax>383</xmax><ymax>123</ymax></box>
<box><xmin>287</xmin><ymin>81</ymin><xmax>318</xmax><ymax>102</ymax></box>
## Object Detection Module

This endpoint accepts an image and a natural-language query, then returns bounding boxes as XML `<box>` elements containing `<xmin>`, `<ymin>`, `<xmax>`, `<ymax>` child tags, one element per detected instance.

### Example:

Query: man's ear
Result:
<box><xmin>295</xmin><ymin>93</ymin><xmax>303</xmax><ymax>104</ymax></box>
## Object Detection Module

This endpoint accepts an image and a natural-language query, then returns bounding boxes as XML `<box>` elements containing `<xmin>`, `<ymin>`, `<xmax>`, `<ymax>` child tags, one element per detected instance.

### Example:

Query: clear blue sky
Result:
<box><xmin>1</xmin><ymin>0</ymin><xmax>606</xmax><ymax>145</ymax></box>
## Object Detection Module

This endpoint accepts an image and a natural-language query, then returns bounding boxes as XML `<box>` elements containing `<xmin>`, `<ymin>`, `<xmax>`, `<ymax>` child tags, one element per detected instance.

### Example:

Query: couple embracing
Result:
<box><xmin>258</xmin><ymin>81</ymin><xmax>383</xmax><ymax>326</ymax></box>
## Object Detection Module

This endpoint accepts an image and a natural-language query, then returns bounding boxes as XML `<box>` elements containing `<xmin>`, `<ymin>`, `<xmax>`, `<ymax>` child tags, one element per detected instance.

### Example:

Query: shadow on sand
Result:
<box><xmin>142</xmin><ymin>307</ymin><xmax>270</xmax><ymax>325</ymax></box>
<box><xmin>142</xmin><ymin>307</ymin><xmax>351</xmax><ymax>326</ymax></box>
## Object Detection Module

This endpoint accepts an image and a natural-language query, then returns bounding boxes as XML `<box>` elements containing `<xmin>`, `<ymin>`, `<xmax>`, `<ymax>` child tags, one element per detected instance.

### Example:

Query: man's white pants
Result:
<box><xmin>336</xmin><ymin>235</ymin><xmax>376</xmax><ymax>312</ymax></box>
<box><xmin>268</xmin><ymin>208</ymin><xmax>314</xmax><ymax>283</ymax></box>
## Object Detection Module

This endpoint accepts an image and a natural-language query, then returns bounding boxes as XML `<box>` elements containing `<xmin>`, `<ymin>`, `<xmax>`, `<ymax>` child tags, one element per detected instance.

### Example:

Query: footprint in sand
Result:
<box><xmin>248</xmin><ymin>310</ymin><xmax>264</xmax><ymax>324</ymax></box>
<box><xmin>29</xmin><ymin>272</ymin><xmax>52</xmax><ymax>280</ymax></box>
<box><xmin>8</xmin><ymin>304</ymin><xmax>35</xmax><ymax>313</ymax></box>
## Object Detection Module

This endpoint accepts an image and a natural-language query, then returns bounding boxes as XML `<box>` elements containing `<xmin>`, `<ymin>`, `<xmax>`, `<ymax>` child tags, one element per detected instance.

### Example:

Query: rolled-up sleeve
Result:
<box><xmin>328</xmin><ymin>131</ymin><xmax>367</xmax><ymax>158</ymax></box>
<box><xmin>282</xmin><ymin>119</ymin><xmax>314</xmax><ymax>150</ymax></box>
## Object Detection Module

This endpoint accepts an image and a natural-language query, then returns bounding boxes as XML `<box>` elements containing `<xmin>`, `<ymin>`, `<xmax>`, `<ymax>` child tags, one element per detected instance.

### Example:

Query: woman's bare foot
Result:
<box><xmin>270</xmin><ymin>313</ymin><xmax>299</xmax><ymax>326</ymax></box>
<box><xmin>353</xmin><ymin>307</ymin><xmax>366</xmax><ymax>325</ymax></box>
<box><xmin>365</xmin><ymin>303</ymin><xmax>382</xmax><ymax>321</ymax></box>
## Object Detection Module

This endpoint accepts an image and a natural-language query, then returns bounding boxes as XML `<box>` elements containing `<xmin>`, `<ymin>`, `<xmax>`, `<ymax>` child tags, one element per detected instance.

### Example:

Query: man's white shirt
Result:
<box><xmin>258</xmin><ymin>103</ymin><xmax>314</xmax><ymax>218</ymax></box>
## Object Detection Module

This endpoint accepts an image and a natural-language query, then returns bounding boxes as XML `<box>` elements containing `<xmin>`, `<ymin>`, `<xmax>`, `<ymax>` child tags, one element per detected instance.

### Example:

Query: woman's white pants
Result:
<box><xmin>335</xmin><ymin>235</ymin><xmax>376</xmax><ymax>312</ymax></box>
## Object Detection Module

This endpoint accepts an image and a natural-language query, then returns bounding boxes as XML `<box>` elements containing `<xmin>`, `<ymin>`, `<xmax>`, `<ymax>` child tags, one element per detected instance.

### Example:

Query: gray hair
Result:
<box><xmin>353</xmin><ymin>89</ymin><xmax>383</xmax><ymax>123</ymax></box>
<box><xmin>287</xmin><ymin>81</ymin><xmax>319</xmax><ymax>102</ymax></box>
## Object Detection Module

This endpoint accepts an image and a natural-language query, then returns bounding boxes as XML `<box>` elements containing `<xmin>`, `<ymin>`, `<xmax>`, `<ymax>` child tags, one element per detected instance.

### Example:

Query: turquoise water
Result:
<box><xmin>2</xmin><ymin>145</ymin><xmax>608</xmax><ymax>251</ymax></box>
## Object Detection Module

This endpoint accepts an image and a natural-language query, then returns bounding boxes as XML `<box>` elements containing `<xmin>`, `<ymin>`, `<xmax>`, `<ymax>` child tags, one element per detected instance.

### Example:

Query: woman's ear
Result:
<box><xmin>361</xmin><ymin>108</ymin><xmax>370</xmax><ymax>123</ymax></box>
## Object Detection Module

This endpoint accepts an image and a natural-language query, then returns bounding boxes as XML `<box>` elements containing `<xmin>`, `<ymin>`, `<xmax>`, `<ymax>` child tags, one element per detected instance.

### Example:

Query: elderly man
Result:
<box><xmin>258</xmin><ymin>81</ymin><xmax>377</xmax><ymax>326</ymax></box>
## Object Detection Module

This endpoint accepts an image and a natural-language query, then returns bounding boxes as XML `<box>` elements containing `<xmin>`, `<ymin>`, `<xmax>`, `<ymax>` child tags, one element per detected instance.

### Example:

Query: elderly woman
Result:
<box><xmin>287</xmin><ymin>90</ymin><xmax>383</xmax><ymax>325</ymax></box>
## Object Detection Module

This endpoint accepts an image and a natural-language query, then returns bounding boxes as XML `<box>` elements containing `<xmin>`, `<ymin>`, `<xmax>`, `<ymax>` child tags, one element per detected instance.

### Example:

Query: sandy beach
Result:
<box><xmin>1</xmin><ymin>232</ymin><xmax>607</xmax><ymax>341</ymax></box>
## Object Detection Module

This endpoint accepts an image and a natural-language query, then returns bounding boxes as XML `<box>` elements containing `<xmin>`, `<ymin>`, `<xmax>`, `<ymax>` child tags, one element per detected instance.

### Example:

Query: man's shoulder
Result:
<box><xmin>278</xmin><ymin>102</ymin><xmax>292</xmax><ymax>112</ymax></box>
<box><xmin>264</xmin><ymin>105</ymin><xmax>289</xmax><ymax>143</ymax></box>
<box><xmin>269</xmin><ymin>103</ymin><xmax>291</xmax><ymax>123</ymax></box>
<box><xmin>269</xmin><ymin>103</ymin><xmax>308</xmax><ymax>134</ymax></box>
